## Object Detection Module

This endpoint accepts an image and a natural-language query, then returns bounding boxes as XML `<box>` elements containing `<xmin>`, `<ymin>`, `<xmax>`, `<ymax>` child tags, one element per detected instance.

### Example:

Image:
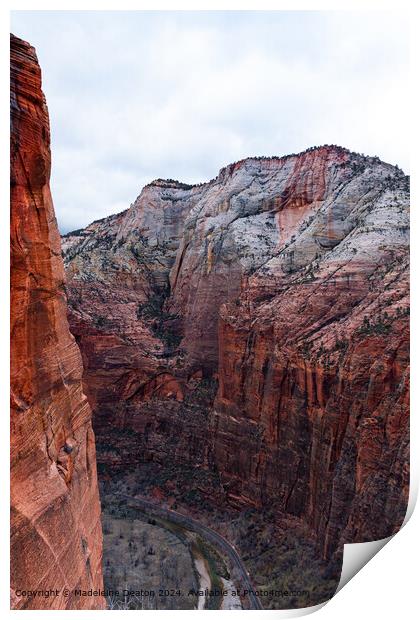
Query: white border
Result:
<box><xmin>2</xmin><ymin>1</ymin><xmax>418</xmax><ymax>618</ymax></box>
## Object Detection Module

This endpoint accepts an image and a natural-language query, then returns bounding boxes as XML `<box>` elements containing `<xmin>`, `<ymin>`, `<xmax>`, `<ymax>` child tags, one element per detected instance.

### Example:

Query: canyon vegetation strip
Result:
<box><xmin>114</xmin><ymin>494</ymin><xmax>262</xmax><ymax>609</ymax></box>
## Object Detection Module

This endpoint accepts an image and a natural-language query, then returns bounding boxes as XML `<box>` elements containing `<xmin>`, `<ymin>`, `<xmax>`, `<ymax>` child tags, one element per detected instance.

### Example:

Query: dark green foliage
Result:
<box><xmin>137</xmin><ymin>291</ymin><xmax>182</xmax><ymax>352</ymax></box>
<box><xmin>396</xmin><ymin>306</ymin><xmax>410</xmax><ymax>317</ymax></box>
<box><xmin>357</xmin><ymin>314</ymin><xmax>392</xmax><ymax>335</ymax></box>
<box><xmin>95</xmin><ymin>315</ymin><xmax>106</xmax><ymax>327</ymax></box>
<box><xmin>334</xmin><ymin>339</ymin><xmax>348</xmax><ymax>351</ymax></box>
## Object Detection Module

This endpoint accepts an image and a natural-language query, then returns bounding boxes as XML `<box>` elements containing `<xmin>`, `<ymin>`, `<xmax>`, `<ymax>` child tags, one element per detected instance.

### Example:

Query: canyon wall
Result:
<box><xmin>10</xmin><ymin>34</ymin><xmax>105</xmax><ymax>609</ymax></box>
<box><xmin>64</xmin><ymin>146</ymin><xmax>409</xmax><ymax>558</ymax></box>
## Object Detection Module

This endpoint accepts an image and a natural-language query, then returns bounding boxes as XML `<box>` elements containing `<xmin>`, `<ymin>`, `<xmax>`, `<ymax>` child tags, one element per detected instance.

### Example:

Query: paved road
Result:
<box><xmin>114</xmin><ymin>493</ymin><xmax>264</xmax><ymax>610</ymax></box>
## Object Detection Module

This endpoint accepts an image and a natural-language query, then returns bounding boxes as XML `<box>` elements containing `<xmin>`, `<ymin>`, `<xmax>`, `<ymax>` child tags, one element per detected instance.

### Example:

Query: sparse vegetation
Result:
<box><xmin>334</xmin><ymin>338</ymin><xmax>348</xmax><ymax>352</ymax></box>
<box><xmin>101</xmin><ymin>505</ymin><xmax>198</xmax><ymax>610</ymax></box>
<box><xmin>98</xmin><ymin>463</ymin><xmax>342</xmax><ymax>610</ymax></box>
<box><xmin>357</xmin><ymin>314</ymin><xmax>393</xmax><ymax>335</ymax></box>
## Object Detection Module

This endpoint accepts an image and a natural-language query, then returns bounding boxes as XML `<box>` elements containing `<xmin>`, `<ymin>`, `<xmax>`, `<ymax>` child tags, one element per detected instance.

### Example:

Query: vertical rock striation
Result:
<box><xmin>63</xmin><ymin>142</ymin><xmax>409</xmax><ymax>560</ymax></box>
<box><xmin>10</xmin><ymin>34</ymin><xmax>105</xmax><ymax>609</ymax></box>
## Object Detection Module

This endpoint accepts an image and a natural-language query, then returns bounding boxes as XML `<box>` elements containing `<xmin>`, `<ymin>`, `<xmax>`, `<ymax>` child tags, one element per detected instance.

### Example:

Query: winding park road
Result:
<box><xmin>114</xmin><ymin>493</ymin><xmax>264</xmax><ymax>610</ymax></box>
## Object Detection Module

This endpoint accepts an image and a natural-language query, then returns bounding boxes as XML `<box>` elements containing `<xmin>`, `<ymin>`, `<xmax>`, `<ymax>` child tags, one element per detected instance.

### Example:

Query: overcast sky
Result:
<box><xmin>11</xmin><ymin>11</ymin><xmax>409</xmax><ymax>233</ymax></box>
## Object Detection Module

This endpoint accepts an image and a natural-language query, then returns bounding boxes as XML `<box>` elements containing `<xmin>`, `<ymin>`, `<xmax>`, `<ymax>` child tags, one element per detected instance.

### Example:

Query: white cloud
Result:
<box><xmin>11</xmin><ymin>11</ymin><xmax>409</xmax><ymax>232</ymax></box>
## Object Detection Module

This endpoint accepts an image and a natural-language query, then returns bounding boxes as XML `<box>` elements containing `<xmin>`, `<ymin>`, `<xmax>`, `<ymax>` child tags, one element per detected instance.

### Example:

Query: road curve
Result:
<box><xmin>114</xmin><ymin>493</ymin><xmax>264</xmax><ymax>610</ymax></box>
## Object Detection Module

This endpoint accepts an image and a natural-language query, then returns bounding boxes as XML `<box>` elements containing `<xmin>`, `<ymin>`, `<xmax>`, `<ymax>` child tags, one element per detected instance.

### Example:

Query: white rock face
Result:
<box><xmin>62</xmin><ymin>145</ymin><xmax>409</xmax><ymax>373</ymax></box>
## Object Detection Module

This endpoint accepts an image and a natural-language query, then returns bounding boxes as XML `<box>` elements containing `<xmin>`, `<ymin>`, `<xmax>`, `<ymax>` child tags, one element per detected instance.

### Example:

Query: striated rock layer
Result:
<box><xmin>10</xmin><ymin>34</ymin><xmax>105</xmax><ymax>609</ymax></box>
<box><xmin>64</xmin><ymin>146</ymin><xmax>409</xmax><ymax>560</ymax></box>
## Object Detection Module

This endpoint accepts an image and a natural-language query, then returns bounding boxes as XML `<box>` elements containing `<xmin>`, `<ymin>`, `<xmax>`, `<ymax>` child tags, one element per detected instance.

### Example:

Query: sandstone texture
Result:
<box><xmin>63</xmin><ymin>145</ymin><xmax>409</xmax><ymax>560</ymax></box>
<box><xmin>10</xmin><ymin>34</ymin><xmax>105</xmax><ymax>609</ymax></box>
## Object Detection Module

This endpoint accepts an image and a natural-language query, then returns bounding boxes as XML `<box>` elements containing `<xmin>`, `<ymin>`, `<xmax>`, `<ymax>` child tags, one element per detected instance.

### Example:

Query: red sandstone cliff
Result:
<box><xmin>63</xmin><ymin>144</ymin><xmax>409</xmax><ymax>561</ymax></box>
<box><xmin>10</xmin><ymin>34</ymin><xmax>105</xmax><ymax>609</ymax></box>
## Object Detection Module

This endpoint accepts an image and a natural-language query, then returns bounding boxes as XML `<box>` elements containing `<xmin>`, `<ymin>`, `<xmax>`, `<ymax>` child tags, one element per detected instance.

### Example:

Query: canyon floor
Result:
<box><xmin>99</xmin><ymin>461</ymin><xmax>342</xmax><ymax>610</ymax></box>
<box><xmin>101</xmin><ymin>490</ymin><xmax>238</xmax><ymax>610</ymax></box>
